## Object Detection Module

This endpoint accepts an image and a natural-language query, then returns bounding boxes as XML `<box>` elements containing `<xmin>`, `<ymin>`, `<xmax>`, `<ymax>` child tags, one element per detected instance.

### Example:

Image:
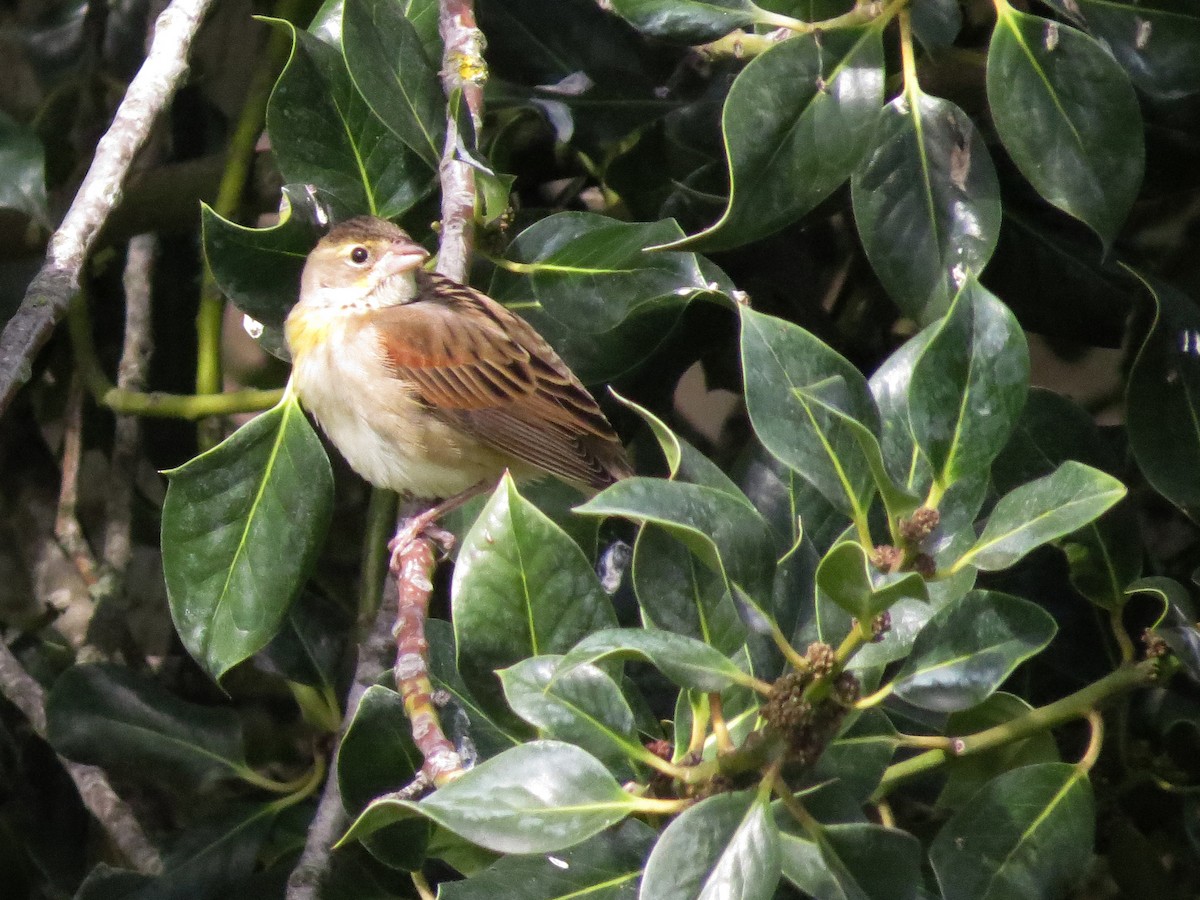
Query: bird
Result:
<box><xmin>284</xmin><ymin>215</ymin><xmax>632</xmax><ymax>562</ymax></box>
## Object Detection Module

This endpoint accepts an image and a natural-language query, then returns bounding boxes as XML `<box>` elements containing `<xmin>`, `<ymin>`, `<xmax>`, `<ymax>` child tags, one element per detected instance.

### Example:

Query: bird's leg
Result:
<box><xmin>387</xmin><ymin>479</ymin><xmax>494</xmax><ymax>574</ymax></box>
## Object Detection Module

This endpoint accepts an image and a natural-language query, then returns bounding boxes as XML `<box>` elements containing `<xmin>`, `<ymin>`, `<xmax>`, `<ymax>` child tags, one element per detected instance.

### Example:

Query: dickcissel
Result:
<box><xmin>284</xmin><ymin>216</ymin><xmax>631</xmax><ymax>548</ymax></box>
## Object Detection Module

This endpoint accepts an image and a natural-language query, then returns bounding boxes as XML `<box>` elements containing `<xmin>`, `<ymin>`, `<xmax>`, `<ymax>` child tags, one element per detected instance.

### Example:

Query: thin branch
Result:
<box><xmin>87</xmin><ymin>234</ymin><xmax>158</xmax><ymax>656</ymax></box>
<box><xmin>0</xmin><ymin>638</ymin><xmax>163</xmax><ymax>873</ymax></box>
<box><xmin>0</xmin><ymin>0</ymin><xmax>217</xmax><ymax>416</ymax></box>
<box><xmin>435</xmin><ymin>0</ymin><xmax>486</xmax><ymax>281</ymax></box>
<box><xmin>285</xmin><ymin>586</ymin><xmax>398</xmax><ymax>900</ymax></box>
<box><xmin>55</xmin><ymin>373</ymin><xmax>100</xmax><ymax>586</ymax></box>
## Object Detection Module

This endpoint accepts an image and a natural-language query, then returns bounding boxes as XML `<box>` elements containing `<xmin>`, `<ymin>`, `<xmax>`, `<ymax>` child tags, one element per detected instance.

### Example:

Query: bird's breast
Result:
<box><xmin>285</xmin><ymin>308</ymin><xmax>511</xmax><ymax>498</ymax></box>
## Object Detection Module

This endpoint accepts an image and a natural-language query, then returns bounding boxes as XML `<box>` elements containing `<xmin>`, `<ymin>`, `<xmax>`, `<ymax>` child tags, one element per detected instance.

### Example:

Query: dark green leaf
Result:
<box><xmin>201</xmin><ymin>185</ymin><xmax>325</xmax><ymax>333</ymax></box>
<box><xmin>259</xmin><ymin>587</ymin><xmax>348</xmax><ymax>695</ymax></box>
<box><xmin>953</xmin><ymin>461</ymin><xmax>1126</xmax><ymax>573</ymax></box>
<box><xmin>577</xmin><ymin>475</ymin><xmax>776</xmax><ymax>603</ymax></box>
<box><xmin>930</xmin><ymin>763</ymin><xmax>1094</xmax><ymax>900</ymax></box>
<box><xmin>337</xmin><ymin>685</ymin><xmax>428</xmax><ymax>870</ymax></box>
<box><xmin>852</xmin><ymin>94</ymin><xmax>1000</xmax><ymax>322</ymax></box>
<box><xmin>453</xmin><ymin>474</ymin><xmax>616</xmax><ymax>715</ymax></box>
<box><xmin>342</xmin><ymin>0</ymin><xmax>444</xmax><ymax>167</ymax></box>
<box><xmin>438</xmin><ymin>819</ymin><xmax>654</xmax><ymax>900</ymax></box>
<box><xmin>869</xmin><ymin>325</ymin><xmax>935</xmax><ymax>492</ymax></box>
<box><xmin>341</xmin><ymin>741</ymin><xmax>635</xmax><ymax>853</ymax></box>
<box><xmin>779</xmin><ymin>819</ymin><xmax>921</xmax><ymax>900</ymax></box>
<box><xmin>162</xmin><ymin>396</ymin><xmax>333</xmax><ymax>681</ymax></box>
<box><xmin>994</xmin><ymin>388</ymin><xmax>1141</xmax><ymax>609</ymax></box>
<box><xmin>816</xmin><ymin>541</ymin><xmax>928</xmax><ymax>622</ymax></box>
<box><xmin>805</xmin><ymin>709</ymin><xmax>898</xmax><ymax>803</ymax></box>
<box><xmin>987</xmin><ymin>8</ymin><xmax>1143</xmax><ymax>247</ymax></box>
<box><xmin>1044</xmin><ymin>0</ymin><xmax>1200</xmax><ymax>100</ymax></box>
<box><xmin>937</xmin><ymin>693</ymin><xmax>1060</xmax><ymax>811</ymax></box>
<box><xmin>499</xmin><ymin>656</ymin><xmax>641</xmax><ymax>771</ymax></box>
<box><xmin>641</xmin><ymin>791</ymin><xmax>780</xmax><ymax>900</ymax></box>
<box><xmin>495</xmin><ymin>213</ymin><xmax>720</xmax><ymax>333</ymax></box>
<box><xmin>740</xmin><ymin>307</ymin><xmax>881</xmax><ymax>518</ymax></box>
<box><xmin>891</xmin><ymin>590</ymin><xmax>1056</xmax><ymax>712</ymax></box>
<box><xmin>557</xmin><ymin>627</ymin><xmax>752</xmax><ymax>693</ymax></box>
<box><xmin>908</xmin><ymin>278</ymin><xmax>1029</xmax><ymax>490</ymax></box>
<box><xmin>265</xmin><ymin>18</ymin><xmax>433</xmax><ymax>219</ymax></box>
<box><xmin>633</xmin><ymin>524</ymin><xmax>748</xmax><ymax>655</ymax></box>
<box><xmin>676</xmin><ymin>27</ymin><xmax>884</xmax><ymax>251</ymax></box>
<box><xmin>46</xmin><ymin>664</ymin><xmax>251</xmax><ymax>788</ymax></box>
<box><xmin>608</xmin><ymin>0</ymin><xmax>758</xmax><ymax>43</ymax></box>
<box><xmin>910</xmin><ymin>0</ymin><xmax>962</xmax><ymax>49</ymax></box>
<box><xmin>0</xmin><ymin>110</ymin><xmax>48</xmax><ymax>226</ymax></box>
<box><xmin>1128</xmin><ymin>274</ymin><xmax>1200</xmax><ymax>520</ymax></box>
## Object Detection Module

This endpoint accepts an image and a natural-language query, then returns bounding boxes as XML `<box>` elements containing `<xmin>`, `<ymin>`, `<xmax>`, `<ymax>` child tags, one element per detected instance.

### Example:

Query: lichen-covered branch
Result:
<box><xmin>0</xmin><ymin>0</ymin><xmax>217</xmax><ymax>416</ymax></box>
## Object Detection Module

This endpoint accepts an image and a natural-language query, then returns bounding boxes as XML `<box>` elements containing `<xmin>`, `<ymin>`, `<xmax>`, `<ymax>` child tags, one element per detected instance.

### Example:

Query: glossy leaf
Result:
<box><xmin>633</xmin><ymin>524</ymin><xmax>748</xmax><ymax>655</ymax></box>
<box><xmin>608</xmin><ymin>0</ymin><xmax>758</xmax><ymax>43</ymax></box>
<box><xmin>911</xmin><ymin>0</ymin><xmax>962</xmax><ymax>49</ymax></box>
<box><xmin>499</xmin><ymin>656</ymin><xmax>641</xmax><ymax>771</ymax></box>
<box><xmin>1043</xmin><ymin>0</ymin><xmax>1200</xmax><ymax>100</ymax></box>
<box><xmin>675</xmin><ymin>26</ymin><xmax>884</xmax><ymax>251</ymax></box>
<box><xmin>439</xmin><ymin>819</ymin><xmax>654</xmax><ymax>900</ymax></box>
<box><xmin>741</xmin><ymin>306</ymin><xmax>881</xmax><ymax>518</ymax></box>
<box><xmin>265</xmin><ymin>18</ymin><xmax>432</xmax><ymax>219</ymax></box>
<box><xmin>869</xmin><ymin>325</ymin><xmax>935</xmax><ymax>492</ymax></box>
<box><xmin>342</xmin><ymin>0</ymin><xmax>444</xmax><ymax>167</ymax></box>
<box><xmin>852</xmin><ymin>92</ymin><xmax>1000</xmax><ymax>322</ymax></box>
<box><xmin>576</xmin><ymin>475</ymin><xmax>776</xmax><ymax>603</ymax></box>
<box><xmin>640</xmin><ymin>790</ymin><xmax>780</xmax><ymax>900</ymax></box>
<box><xmin>892</xmin><ymin>591</ymin><xmax>1056</xmax><ymax>712</ymax></box>
<box><xmin>200</xmin><ymin>184</ymin><xmax>326</xmax><ymax>353</ymax></box>
<box><xmin>816</xmin><ymin>541</ymin><xmax>928</xmax><ymax>622</ymax></box>
<box><xmin>495</xmin><ymin>213</ymin><xmax>720</xmax><ymax>333</ymax></box>
<box><xmin>987</xmin><ymin>7</ymin><xmax>1144</xmax><ymax>247</ymax></box>
<box><xmin>805</xmin><ymin>709</ymin><xmax>898</xmax><ymax>803</ymax></box>
<box><xmin>908</xmin><ymin>278</ymin><xmax>1028</xmax><ymax>490</ymax></box>
<box><xmin>556</xmin><ymin>627</ymin><xmax>752</xmax><ymax>693</ymax></box>
<box><xmin>337</xmin><ymin>685</ymin><xmax>428</xmax><ymax>870</ymax></box>
<box><xmin>162</xmin><ymin>396</ymin><xmax>333</xmax><ymax>681</ymax></box>
<box><xmin>954</xmin><ymin>461</ymin><xmax>1126</xmax><ymax>573</ymax></box>
<box><xmin>46</xmin><ymin>664</ymin><xmax>251</xmax><ymax>788</ymax></box>
<box><xmin>931</xmin><ymin>763</ymin><xmax>1094</xmax><ymax>900</ymax></box>
<box><xmin>453</xmin><ymin>474</ymin><xmax>617</xmax><ymax>715</ymax></box>
<box><xmin>260</xmin><ymin>587</ymin><xmax>349</xmax><ymax>695</ymax></box>
<box><xmin>994</xmin><ymin>388</ymin><xmax>1141</xmax><ymax>609</ymax></box>
<box><xmin>1128</xmin><ymin>274</ymin><xmax>1200</xmax><ymax>520</ymax></box>
<box><xmin>341</xmin><ymin>741</ymin><xmax>636</xmax><ymax>854</ymax></box>
<box><xmin>0</xmin><ymin>110</ymin><xmax>49</xmax><ymax>226</ymax></box>
<box><xmin>779</xmin><ymin>819</ymin><xmax>921</xmax><ymax>900</ymax></box>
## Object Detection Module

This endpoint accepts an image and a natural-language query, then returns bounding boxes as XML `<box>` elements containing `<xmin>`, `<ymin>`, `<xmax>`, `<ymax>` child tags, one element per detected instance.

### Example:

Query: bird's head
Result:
<box><xmin>296</xmin><ymin>216</ymin><xmax>430</xmax><ymax>312</ymax></box>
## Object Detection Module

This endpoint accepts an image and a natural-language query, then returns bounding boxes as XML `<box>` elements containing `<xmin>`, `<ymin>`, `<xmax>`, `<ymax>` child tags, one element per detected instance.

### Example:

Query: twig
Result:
<box><xmin>0</xmin><ymin>0</ymin><xmax>217</xmax><ymax>417</ymax></box>
<box><xmin>435</xmin><ymin>0</ymin><xmax>486</xmax><ymax>282</ymax></box>
<box><xmin>55</xmin><ymin>373</ymin><xmax>100</xmax><ymax>586</ymax></box>
<box><xmin>285</xmin><ymin>582</ymin><xmax>398</xmax><ymax>900</ymax></box>
<box><xmin>87</xmin><ymin>234</ymin><xmax>157</xmax><ymax>657</ymax></box>
<box><xmin>0</xmin><ymin>637</ymin><xmax>163</xmax><ymax>873</ymax></box>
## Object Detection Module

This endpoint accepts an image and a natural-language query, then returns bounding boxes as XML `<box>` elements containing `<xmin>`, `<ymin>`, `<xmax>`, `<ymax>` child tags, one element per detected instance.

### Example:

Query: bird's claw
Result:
<box><xmin>388</xmin><ymin>521</ymin><xmax>456</xmax><ymax>575</ymax></box>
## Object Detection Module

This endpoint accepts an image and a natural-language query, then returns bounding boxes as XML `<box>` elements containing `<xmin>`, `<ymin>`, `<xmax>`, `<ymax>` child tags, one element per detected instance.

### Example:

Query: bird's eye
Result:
<box><xmin>349</xmin><ymin>246</ymin><xmax>370</xmax><ymax>265</ymax></box>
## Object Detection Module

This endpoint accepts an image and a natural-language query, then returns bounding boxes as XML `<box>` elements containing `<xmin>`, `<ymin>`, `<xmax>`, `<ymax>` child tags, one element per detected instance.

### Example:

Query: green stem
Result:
<box><xmin>196</xmin><ymin>0</ymin><xmax>309</xmax><ymax>448</ymax></box>
<box><xmin>70</xmin><ymin>289</ymin><xmax>282</xmax><ymax>419</ymax></box>
<box><xmin>359</xmin><ymin>488</ymin><xmax>398</xmax><ymax>625</ymax></box>
<box><xmin>872</xmin><ymin>662</ymin><xmax>1156</xmax><ymax>800</ymax></box>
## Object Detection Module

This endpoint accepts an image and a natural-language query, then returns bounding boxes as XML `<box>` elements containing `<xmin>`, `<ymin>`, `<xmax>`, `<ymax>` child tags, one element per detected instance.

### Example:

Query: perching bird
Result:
<box><xmin>284</xmin><ymin>215</ymin><xmax>631</xmax><ymax>554</ymax></box>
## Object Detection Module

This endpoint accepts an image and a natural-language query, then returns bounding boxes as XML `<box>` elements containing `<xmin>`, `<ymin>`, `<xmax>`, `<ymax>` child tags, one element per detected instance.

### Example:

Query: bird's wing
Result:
<box><xmin>371</xmin><ymin>274</ymin><xmax>630</xmax><ymax>489</ymax></box>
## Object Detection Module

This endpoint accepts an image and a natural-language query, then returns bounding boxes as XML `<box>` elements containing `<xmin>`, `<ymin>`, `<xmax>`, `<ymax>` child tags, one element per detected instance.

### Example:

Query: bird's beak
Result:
<box><xmin>373</xmin><ymin>240</ymin><xmax>430</xmax><ymax>281</ymax></box>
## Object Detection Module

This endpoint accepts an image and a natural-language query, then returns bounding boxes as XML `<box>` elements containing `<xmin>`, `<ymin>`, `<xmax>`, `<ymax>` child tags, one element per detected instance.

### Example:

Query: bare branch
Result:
<box><xmin>435</xmin><ymin>0</ymin><xmax>486</xmax><ymax>281</ymax></box>
<box><xmin>285</xmin><ymin>587</ymin><xmax>398</xmax><ymax>900</ymax></box>
<box><xmin>0</xmin><ymin>0</ymin><xmax>217</xmax><ymax>416</ymax></box>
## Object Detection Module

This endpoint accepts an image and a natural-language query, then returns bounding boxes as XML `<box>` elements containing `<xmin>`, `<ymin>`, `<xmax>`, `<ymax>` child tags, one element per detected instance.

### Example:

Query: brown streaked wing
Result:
<box><xmin>371</xmin><ymin>274</ymin><xmax>630</xmax><ymax>488</ymax></box>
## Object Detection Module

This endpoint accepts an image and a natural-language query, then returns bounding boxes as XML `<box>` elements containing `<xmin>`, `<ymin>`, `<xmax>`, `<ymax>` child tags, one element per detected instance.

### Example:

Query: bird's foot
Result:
<box><xmin>388</xmin><ymin>516</ymin><xmax>456</xmax><ymax>575</ymax></box>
